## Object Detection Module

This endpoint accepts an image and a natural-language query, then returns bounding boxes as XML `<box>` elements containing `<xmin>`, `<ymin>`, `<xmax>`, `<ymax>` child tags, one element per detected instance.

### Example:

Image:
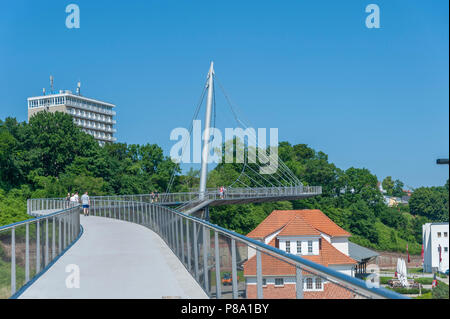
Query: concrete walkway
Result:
<box><xmin>19</xmin><ymin>215</ymin><xmax>208</xmax><ymax>299</ymax></box>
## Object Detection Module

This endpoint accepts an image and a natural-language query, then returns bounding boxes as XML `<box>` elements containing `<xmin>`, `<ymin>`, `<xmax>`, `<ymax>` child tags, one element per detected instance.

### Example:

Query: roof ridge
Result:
<box><xmin>278</xmin><ymin>215</ymin><xmax>321</xmax><ymax>236</ymax></box>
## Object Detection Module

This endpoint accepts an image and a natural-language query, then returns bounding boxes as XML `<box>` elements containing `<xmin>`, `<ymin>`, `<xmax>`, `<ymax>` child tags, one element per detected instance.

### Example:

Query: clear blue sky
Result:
<box><xmin>0</xmin><ymin>0</ymin><xmax>448</xmax><ymax>188</ymax></box>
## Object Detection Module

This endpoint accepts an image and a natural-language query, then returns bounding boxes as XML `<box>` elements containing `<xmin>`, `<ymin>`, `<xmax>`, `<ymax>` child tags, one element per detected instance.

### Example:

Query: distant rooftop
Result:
<box><xmin>28</xmin><ymin>91</ymin><xmax>115</xmax><ymax>108</ymax></box>
<box><xmin>348</xmin><ymin>242</ymin><xmax>379</xmax><ymax>262</ymax></box>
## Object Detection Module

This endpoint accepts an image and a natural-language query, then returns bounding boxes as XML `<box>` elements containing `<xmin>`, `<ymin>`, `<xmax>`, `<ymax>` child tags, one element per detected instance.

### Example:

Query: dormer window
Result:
<box><xmin>297</xmin><ymin>241</ymin><xmax>302</xmax><ymax>254</ymax></box>
<box><xmin>308</xmin><ymin>241</ymin><xmax>313</xmax><ymax>254</ymax></box>
<box><xmin>286</xmin><ymin>241</ymin><xmax>291</xmax><ymax>253</ymax></box>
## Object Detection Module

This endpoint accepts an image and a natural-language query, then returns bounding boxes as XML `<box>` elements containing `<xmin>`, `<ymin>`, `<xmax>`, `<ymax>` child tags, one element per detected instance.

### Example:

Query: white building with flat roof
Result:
<box><xmin>422</xmin><ymin>222</ymin><xmax>449</xmax><ymax>273</ymax></box>
<box><xmin>28</xmin><ymin>90</ymin><xmax>116</xmax><ymax>146</ymax></box>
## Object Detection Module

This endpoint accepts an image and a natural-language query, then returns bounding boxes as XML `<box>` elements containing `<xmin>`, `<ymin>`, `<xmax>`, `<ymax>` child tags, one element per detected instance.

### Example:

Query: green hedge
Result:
<box><xmin>387</xmin><ymin>287</ymin><xmax>431</xmax><ymax>295</ymax></box>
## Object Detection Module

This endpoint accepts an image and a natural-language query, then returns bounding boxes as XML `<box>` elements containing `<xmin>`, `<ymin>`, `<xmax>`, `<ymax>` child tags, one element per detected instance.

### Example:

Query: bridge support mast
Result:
<box><xmin>199</xmin><ymin>62</ymin><xmax>214</xmax><ymax>202</ymax></box>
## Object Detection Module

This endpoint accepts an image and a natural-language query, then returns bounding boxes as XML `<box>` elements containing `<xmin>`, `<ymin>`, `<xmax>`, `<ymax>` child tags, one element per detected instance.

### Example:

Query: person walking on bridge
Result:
<box><xmin>81</xmin><ymin>191</ymin><xmax>90</xmax><ymax>216</ymax></box>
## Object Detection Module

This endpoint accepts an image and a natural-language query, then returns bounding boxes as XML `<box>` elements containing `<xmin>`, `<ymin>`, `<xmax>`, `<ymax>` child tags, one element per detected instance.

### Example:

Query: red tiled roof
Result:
<box><xmin>243</xmin><ymin>238</ymin><xmax>356</xmax><ymax>277</ymax></box>
<box><xmin>247</xmin><ymin>210</ymin><xmax>350</xmax><ymax>238</ymax></box>
<box><xmin>278</xmin><ymin>216</ymin><xmax>321</xmax><ymax>237</ymax></box>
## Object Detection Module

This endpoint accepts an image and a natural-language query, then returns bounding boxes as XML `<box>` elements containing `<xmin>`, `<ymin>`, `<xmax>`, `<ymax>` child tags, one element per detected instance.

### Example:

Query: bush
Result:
<box><xmin>387</xmin><ymin>287</ymin><xmax>431</xmax><ymax>295</ymax></box>
<box><xmin>414</xmin><ymin>277</ymin><xmax>433</xmax><ymax>285</ymax></box>
<box><xmin>432</xmin><ymin>282</ymin><xmax>449</xmax><ymax>299</ymax></box>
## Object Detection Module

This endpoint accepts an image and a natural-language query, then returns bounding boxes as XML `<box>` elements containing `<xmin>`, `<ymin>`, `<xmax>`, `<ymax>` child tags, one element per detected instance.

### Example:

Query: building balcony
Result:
<box><xmin>70</xmin><ymin>110</ymin><xmax>113</xmax><ymax>124</ymax></box>
<box><xmin>66</xmin><ymin>100</ymin><xmax>115</xmax><ymax>116</ymax></box>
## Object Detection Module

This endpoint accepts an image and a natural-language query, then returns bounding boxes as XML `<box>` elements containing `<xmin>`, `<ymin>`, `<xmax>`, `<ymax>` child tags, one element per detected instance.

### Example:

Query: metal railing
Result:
<box><xmin>81</xmin><ymin>198</ymin><xmax>406</xmax><ymax>299</ymax></box>
<box><xmin>27</xmin><ymin>199</ymin><xmax>79</xmax><ymax>216</ymax></box>
<box><xmin>84</xmin><ymin>186</ymin><xmax>323</xmax><ymax>206</ymax></box>
<box><xmin>0</xmin><ymin>204</ymin><xmax>81</xmax><ymax>299</ymax></box>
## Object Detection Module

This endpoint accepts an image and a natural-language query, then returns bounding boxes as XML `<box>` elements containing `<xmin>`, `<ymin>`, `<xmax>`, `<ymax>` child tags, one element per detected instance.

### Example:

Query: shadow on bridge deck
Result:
<box><xmin>18</xmin><ymin>215</ymin><xmax>208</xmax><ymax>299</ymax></box>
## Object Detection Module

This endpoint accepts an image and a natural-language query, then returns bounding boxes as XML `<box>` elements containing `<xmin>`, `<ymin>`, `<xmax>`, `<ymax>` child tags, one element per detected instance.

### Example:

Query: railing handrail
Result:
<box><xmin>0</xmin><ymin>203</ymin><xmax>80</xmax><ymax>231</ymax></box>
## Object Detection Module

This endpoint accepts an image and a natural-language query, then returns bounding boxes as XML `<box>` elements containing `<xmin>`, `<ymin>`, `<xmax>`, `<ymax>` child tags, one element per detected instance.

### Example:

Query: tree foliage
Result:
<box><xmin>0</xmin><ymin>113</ymin><xmax>179</xmax><ymax>225</ymax></box>
<box><xmin>1</xmin><ymin>114</ymin><xmax>448</xmax><ymax>256</ymax></box>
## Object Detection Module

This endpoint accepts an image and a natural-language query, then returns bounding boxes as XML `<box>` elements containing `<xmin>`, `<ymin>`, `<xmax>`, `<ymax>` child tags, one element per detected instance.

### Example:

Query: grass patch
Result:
<box><xmin>386</xmin><ymin>287</ymin><xmax>431</xmax><ymax>295</ymax></box>
<box><xmin>414</xmin><ymin>292</ymin><xmax>432</xmax><ymax>299</ymax></box>
<box><xmin>414</xmin><ymin>277</ymin><xmax>433</xmax><ymax>285</ymax></box>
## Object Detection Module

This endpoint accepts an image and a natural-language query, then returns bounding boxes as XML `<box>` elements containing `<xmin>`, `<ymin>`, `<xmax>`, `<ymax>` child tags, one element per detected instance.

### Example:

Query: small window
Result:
<box><xmin>297</xmin><ymin>241</ymin><xmax>302</xmax><ymax>254</ymax></box>
<box><xmin>445</xmin><ymin>247</ymin><xmax>448</xmax><ymax>253</ymax></box>
<box><xmin>306</xmin><ymin>278</ymin><xmax>313</xmax><ymax>290</ymax></box>
<box><xmin>286</xmin><ymin>241</ymin><xmax>291</xmax><ymax>253</ymax></box>
<box><xmin>308</xmin><ymin>241</ymin><xmax>313</xmax><ymax>254</ymax></box>
<box><xmin>315</xmin><ymin>277</ymin><xmax>322</xmax><ymax>290</ymax></box>
<box><xmin>437</xmin><ymin>232</ymin><xmax>441</xmax><ymax>238</ymax></box>
<box><xmin>275</xmin><ymin>278</ymin><xmax>284</xmax><ymax>286</ymax></box>
<box><xmin>262</xmin><ymin>278</ymin><xmax>267</xmax><ymax>286</ymax></box>
<box><xmin>444</xmin><ymin>232</ymin><xmax>448</xmax><ymax>238</ymax></box>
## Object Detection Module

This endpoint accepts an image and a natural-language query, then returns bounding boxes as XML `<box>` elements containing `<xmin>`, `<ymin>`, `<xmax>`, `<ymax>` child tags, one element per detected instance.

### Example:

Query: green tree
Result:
<box><xmin>382</xmin><ymin>176</ymin><xmax>394</xmax><ymax>196</ymax></box>
<box><xmin>409</xmin><ymin>185</ymin><xmax>449</xmax><ymax>222</ymax></box>
<box><xmin>392</xmin><ymin>179</ymin><xmax>405</xmax><ymax>197</ymax></box>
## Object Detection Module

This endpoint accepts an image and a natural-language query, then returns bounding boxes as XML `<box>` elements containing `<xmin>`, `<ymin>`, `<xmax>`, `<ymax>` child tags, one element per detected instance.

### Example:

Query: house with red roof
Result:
<box><xmin>243</xmin><ymin>209</ymin><xmax>357</xmax><ymax>299</ymax></box>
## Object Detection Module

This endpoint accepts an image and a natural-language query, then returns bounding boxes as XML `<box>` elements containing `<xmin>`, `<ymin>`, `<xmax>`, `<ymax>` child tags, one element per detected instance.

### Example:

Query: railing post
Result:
<box><xmin>175</xmin><ymin>215</ymin><xmax>180</xmax><ymax>257</ymax></box>
<box><xmin>25</xmin><ymin>223</ymin><xmax>30</xmax><ymax>283</ymax></box>
<box><xmin>187</xmin><ymin>219</ymin><xmax>191</xmax><ymax>272</ymax></box>
<box><xmin>11</xmin><ymin>227</ymin><xmax>16</xmax><ymax>295</ymax></box>
<box><xmin>151</xmin><ymin>204</ymin><xmax>155</xmax><ymax>230</ymax></box>
<box><xmin>231</xmin><ymin>239</ymin><xmax>238</xmax><ymax>299</ymax></box>
<box><xmin>214</xmin><ymin>231</ymin><xmax>221</xmax><ymax>298</ymax></box>
<box><xmin>64</xmin><ymin>214</ymin><xmax>68</xmax><ymax>249</ymax></box>
<box><xmin>171</xmin><ymin>213</ymin><xmax>175</xmax><ymax>250</ymax></box>
<box><xmin>203</xmin><ymin>225</ymin><xmax>209</xmax><ymax>294</ymax></box>
<box><xmin>180</xmin><ymin>216</ymin><xmax>185</xmax><ymax>265</ymax></box>
<box><xmin>193</xmin><ymin>222</ymin><xmax>199</xmax><ymax>281</ymax></box>
<box><xmin>36</xmin><ymin>221</ymin><xmax>40</xmax><ymax>273</ymax></box>
<box><xmin>45</xmin><ymin>218</ymin><xmax>49</xmax><ymax>266</ymax></box>
<box><xmin>256</xmin><ymin>249</ymin><xmax>263</xmax><ymax>299</ymax></box>
<box><xmin>58</xmin><ymin>216</ymin><xmax>62</xmax><ymax>254</ymax></box>
<box><xmin>162</xmin><ymin>208</ymin><xmax>166</xmax><ymax>240</ymax></box>
<box><xmin>52</xmin><ymin>217</ymin><xmax>56</xmax><ymax>259</ymax></box>
<box><xmin>296</xmin><ymin>266</ymin><xmax>304</xmax><ymax>299</ymax></box>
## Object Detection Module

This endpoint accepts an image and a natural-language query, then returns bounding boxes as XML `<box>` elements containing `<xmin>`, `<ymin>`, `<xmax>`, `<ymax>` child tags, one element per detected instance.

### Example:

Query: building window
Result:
<box><xmin>306</xmin><ymin>278</ymin><xmax>313</xmax><ymax>290</ymax></box>
<box><xmin>275</xmin><ymin>278</ymin><xmax>284</xmax><ymax>287</ymax></box>
<box><xmin>262</xmin><ymin>279</ymin><xmax>267</xmax><ymax>286</ymax></box>
<box><xmin>445</xmin><ymin>232</ymin><xmax>448</xmax><ymax>237</ymax></box>
<box><xmin>445</xmin><ymin>247</ymin><xmax>448</xmax><ymax>253</ymax></box>
<box><xmin>438</xmin><ymin>232</ymin><xmax>441</xmax><ymax>238</ymax></box>
<box><xmin>297</xmin><ymin>241</ymin><xmax>302</xmax><ymax>254</ymax></box>
<box><xmin>308</xmin><ymin>241</ymin><xmax>313</xmax><ymax>254</ymax></box>
<box><xmin>315</xmin><ymin>277</ymin><xmax>322</xmax><ymax>290</ymax></box>
<box><xmin>286</xmin><ymin>241</ymin><xmax>291</xmax><ymax>253</ymax></box>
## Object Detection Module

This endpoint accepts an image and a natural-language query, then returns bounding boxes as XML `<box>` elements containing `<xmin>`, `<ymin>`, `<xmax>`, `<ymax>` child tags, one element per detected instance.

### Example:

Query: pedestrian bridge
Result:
<box><xmin>19</xmin><ymin>215</ymin><xmax>207</xmax><ymax>299</ymax></box>
<box><xmin>0</xmin><ymin>196</ymin><xmax>406</xmax><ymax>300</ymax></box>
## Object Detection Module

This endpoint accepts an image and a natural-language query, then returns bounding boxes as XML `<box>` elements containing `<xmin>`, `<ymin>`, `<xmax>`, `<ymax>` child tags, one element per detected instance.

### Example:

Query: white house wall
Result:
<box><xmin>330</xmin><ymin>236</ymin><xmax>349</xmax><ymax>256</ymax></box>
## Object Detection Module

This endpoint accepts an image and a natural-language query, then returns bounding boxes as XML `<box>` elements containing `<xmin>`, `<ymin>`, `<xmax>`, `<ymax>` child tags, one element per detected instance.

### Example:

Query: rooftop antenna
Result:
<box><xmin>50</xmin><ymin>75</ymin><xmax>54</xmax><ymax>93</ymax></box>
<box><xmin>76</xmin><ymin>81</ymin><xmax>81</xmax><ymax>95</ymax></box>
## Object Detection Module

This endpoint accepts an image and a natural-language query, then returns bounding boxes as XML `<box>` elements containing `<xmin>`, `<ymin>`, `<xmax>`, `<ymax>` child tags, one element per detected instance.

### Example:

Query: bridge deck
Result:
<box><xmin>18</xmin><ymin>215</ymin><xmax>207</xmax><ymax>299</ymax></box>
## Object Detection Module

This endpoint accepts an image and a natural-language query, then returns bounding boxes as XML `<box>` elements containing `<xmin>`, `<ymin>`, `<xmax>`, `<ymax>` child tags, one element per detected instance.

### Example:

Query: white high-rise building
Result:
<box><xmin>422</xmin><ymin>222</ymin><xmax>449</xmax><ymax>273</ymax></box>
<box><xmin>27</xmin><ymin>90</ymin><xmax>116</xmax><ymax>146</ymax></box>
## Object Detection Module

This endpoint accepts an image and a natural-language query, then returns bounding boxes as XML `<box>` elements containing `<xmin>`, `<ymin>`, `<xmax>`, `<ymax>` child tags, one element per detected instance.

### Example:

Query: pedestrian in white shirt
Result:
<box><xmin>81</xmin><ymin>192</ymin><xmax>90</xmax><ymax>216</ymax></box>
